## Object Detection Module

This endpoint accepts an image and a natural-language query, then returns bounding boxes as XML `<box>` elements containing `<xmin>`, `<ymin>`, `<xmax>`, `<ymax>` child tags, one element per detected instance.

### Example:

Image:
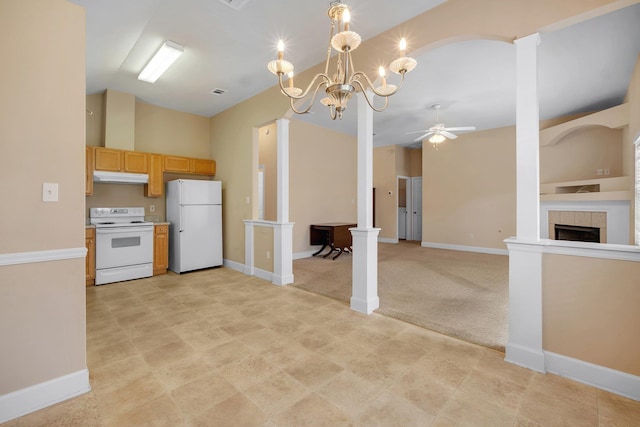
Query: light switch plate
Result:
<box><xmin>43</xmin><ymin>183</ymin><xmax>59</xmax><ymax>202</ymax></box>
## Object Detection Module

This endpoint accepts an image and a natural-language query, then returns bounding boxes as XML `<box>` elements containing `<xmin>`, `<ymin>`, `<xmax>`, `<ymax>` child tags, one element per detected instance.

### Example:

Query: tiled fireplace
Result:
<box><xmin>548</xmin><ymin>210</ymin><xmax>607</xmax><ymax>243</ymax></box>
<box><xmin>540</xmin><ymin>201</ymin><xmax>630</xmax><ymax>245</ymax></box>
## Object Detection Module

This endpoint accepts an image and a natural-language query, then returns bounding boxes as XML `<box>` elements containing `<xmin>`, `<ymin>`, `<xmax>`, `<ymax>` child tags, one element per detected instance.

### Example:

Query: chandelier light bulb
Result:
<box><xmin>343</xmin><ymin>8</ymin><xmax>350</xmax><ymax>31</ymax></box>
<box><xmin>287</xmin><ymin>71</ymin><xmax>294</xmax><ymax>88</ymax></box>
<box><xmin>399</xmin><ymin>37</ymin><xmax>407</xmax><ymax>56</ymax></box>
<box><xmin>378</xmin><ymin>66</ymin><xmax>387</xmax><ymax>88</ymax></box>
<box><xmin>277</xmin><ymin>40</ymin><xmax>284</xmax><ymax>60</ymax></box>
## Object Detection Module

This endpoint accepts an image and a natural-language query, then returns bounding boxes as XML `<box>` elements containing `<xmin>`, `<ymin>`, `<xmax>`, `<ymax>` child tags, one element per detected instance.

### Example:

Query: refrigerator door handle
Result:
<box><xmin>179</xmin><ymin>205</ymin><xmax>184</xmax><ymax>232</ymax></box>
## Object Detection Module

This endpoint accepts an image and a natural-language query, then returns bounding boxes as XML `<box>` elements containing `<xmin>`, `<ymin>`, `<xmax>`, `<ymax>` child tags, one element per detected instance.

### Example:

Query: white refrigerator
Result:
<box><xmin>166</xmin><ymin>179</ymin><xmax>223</xmax><ymax>273</ymax></box>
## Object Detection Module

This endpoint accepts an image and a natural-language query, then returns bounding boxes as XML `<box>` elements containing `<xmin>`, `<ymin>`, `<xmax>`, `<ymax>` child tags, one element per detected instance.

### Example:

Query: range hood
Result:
<box><xmin>93</xmin><ymin>170</ymin><xmax>149</xmax><ymax>184</ymax></box>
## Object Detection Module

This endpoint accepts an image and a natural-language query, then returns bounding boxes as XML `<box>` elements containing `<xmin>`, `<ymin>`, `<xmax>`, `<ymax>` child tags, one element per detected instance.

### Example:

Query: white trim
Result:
<box><xmin>505</xmin><ymin>343</ymin><xmax>546</xmax><ymax>373</ymax></box>
<box><xmin>293</xmin><ymin>250</ymin><xmax>316</xmax><ymax>260</ymax></box>
<box><xmin>543</xmin><ymin>239</ymin><xmax>640</xmax><ymax>262</ymax></box>
<box><xmin>222</xmin><ymin>258</ymin><xmax>245</xmax><ymax>273</ymax></box>
<box><xmin>421</xmin><ymin>241</ymin><xmax>508</xmax><ymax>256</ymax></box>
<box><xmin>378</xmin><ymin>237</ymin><xmax>398</xmax><ymax>244</ymax></box>
<box><xmin>0</xmin><ymin>247</ymin><xmax>87</xmax><ymax>267</ymax></box>
<box><xmin>504</xmin><ymin>237</ymin><xmax>640</xmax><ymax>262</ymax></box>
<box><xmin>544</xmin><ymin>351</ymin><xmax>640</xmax><ymax>401</ymax></box>
<box><xmin>252</xmin><ymin>267</ymin><xmax>273</xmax><ymax>282</ymax></box>
<box><xmin>0</xmin><ymin>369</ymin><xmax>90</xmax><ymax>424</ymax></box>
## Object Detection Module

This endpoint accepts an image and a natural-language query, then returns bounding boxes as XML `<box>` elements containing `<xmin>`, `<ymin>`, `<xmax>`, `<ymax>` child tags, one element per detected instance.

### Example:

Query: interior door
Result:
<box><xmin>411</xmin><ymin>177</ymin><xmax>422</xmax><ymax>241</ymax></box>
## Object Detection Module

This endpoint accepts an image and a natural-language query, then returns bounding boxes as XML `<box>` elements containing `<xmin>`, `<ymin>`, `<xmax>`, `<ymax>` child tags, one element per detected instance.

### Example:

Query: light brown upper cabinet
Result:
<box><xmin>94</xmin><ymin>147</ymin><xmax>148</xmax><ymax>173</ymax></box>
<box><xmin>145</xmin><ymin>153</ymin><xmax>163</xmax><ymax>198</ymax></box>
<box><xmin>164</xmin><ymin>155</ymin><xmax>216</xmax><ymax>175</ymax></box>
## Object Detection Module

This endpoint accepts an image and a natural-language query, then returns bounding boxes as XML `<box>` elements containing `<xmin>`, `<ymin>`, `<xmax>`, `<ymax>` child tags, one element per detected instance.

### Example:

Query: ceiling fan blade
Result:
<box><xmin>413</xmin><ymin>132</ymin><xmax>433</xmax><ymax>142</ymax></box>
<box><xmin>440</xmin><ymin>130</ymin><xmax>458</xmax><ymax>139</ymax></box>
<box><xmin>442</xmin><ymin>126</ymin><xmax>476</xmax><ymax>132</ymax></box>
<box><xmin>405</xmin><ymin>130</ymin><xmax>431</xmax><ymax>135</ymax></box>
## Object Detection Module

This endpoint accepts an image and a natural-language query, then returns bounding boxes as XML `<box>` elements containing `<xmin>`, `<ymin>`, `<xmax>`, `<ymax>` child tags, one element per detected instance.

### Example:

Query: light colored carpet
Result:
<box><xmin>293</xmin><ymin>241</ymin><xmax>508</xmax><ymax>351</ymax></box>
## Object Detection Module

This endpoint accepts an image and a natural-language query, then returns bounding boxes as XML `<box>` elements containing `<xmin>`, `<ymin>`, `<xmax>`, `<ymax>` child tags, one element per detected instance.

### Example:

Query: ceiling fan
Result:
<box><xmin>407</xmin><ymin>104</ymin><xmax>476</xmax><ymax>148</ymax></box>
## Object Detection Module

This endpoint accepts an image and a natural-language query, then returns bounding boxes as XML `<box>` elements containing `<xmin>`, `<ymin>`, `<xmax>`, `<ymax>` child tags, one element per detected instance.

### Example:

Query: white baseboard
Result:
<box><xmin>421</xmin><ymin>241</ymin><xmax>508</xmax><ymax>256</ymax></box>
<box><xmin>0</xmin><ymin>369</ymin><xmax>91</xmax><ymax>424</ymax></box>
<box><xmin>252</xmin><ymin>267</ymin><xmax>273</xmax><ymax>283</ymax></box>
<box><xmin>505</xmin><ymin>343</ymin><xmax>546</xmax><ymax>373</ymax></box>
<box><xmin>222</xmin><ymin>258</ymin><xmax>245</xmax><ymax>273</ymax></box>
<box><xmin>544</xmin><ymin>351</ymin><xmax>640</xmax><ymax>401</ymax></box>
<box><xmin>350</xmin><ymin>296</ymin><xmax>380</xmax><ymax>315</ymax></box>
<box><xmin>378</xmin><ymin>237</ymin><xmax>398</xmax><ymax>244</ymax></box>
<box><xmin>293</xmin><ymin>250</ymin><xmax>316</xmax><ymax>260</ymax></box>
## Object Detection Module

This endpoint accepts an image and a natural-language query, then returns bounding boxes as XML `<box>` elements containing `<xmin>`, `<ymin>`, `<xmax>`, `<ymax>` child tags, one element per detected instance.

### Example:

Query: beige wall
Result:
<box><xmin>86</xmin><ymin>93</ymin><xmax>104</xmax><ymax>147</ymax></box>
<box><xmin>422</xmin><ymin>127</ymin><xmax>517</xmax><ymax>249</ymax></box>
<box><xmin>410</xmin><ymin>148</ymin><xmax>423</xmax><ymax>177</ymax></box>
<box><xmin>540</xmin><ymin>126</ymin><xmax>623</xmax><ymax>183</ymax></box>
<box><xmin>543</xmin><ymin>254</ymin><xmax>640</xmax><ymax>376</ymax></box>
<box><xmin>87</xmin><ymin>93</ymin><xmax>210</xmax><ymax>157</ymax></box>
<box><xmin>253</xmin><ymin>225</ymin><xmax>274</xmax><ymax>272</ymax></box>
<box><xmin>135</xmin><ymin>101</ymin><xmax>210</xmax><ymax>158</ymax></box>
<box><xmin>290</xmin><ymin>119</ymin><xmax>357</xmax><ymax>254</ymax></box>
<box><xmin>374</xmin><ymin>146</ymin><xmax>400</xmax><ymax>239</ymax></box>
<box><xmin>0</xmin><ymin>0</ymin><xmax>86</xmax><ymax>395</ymax></box>
<box><xmin>104</xmin><ymin>90</ymin><xmax>135</xmax><ymax>150</ymax></box>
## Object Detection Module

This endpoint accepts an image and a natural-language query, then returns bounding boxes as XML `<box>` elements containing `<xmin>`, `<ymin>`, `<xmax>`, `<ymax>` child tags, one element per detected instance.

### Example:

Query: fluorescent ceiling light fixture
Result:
<box><xmin>138</xmin><ymin>41</ymin><xmax>184</xmax><ymax>83</ymax></box>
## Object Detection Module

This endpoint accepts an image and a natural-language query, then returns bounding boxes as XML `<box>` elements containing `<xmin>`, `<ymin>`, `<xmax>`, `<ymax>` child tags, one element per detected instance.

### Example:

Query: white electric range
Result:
<box><xmin>89</xmin><ymin>207</ymin><xmax>154</xmax><ymax>285</ymax></box>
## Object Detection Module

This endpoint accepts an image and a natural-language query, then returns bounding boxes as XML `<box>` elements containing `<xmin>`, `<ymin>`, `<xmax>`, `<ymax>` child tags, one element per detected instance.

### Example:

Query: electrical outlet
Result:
<box><xmin>42</xmin><ymin>183</ymin><xmax>59</xmax><ymax>202</ymax></box>
<box><xmin>266</xmin><ymin>251</ymin><xmax>270</xmax><ymax>259</ymax></box>
<box><xmin>596</xmin><ymin>169</ymin><xmax>603</xmax><ymax>176</ymax></box>
<box><xmin>604</xmin><ymin>168</ymin><xmax>610</xmax><ymax>176</ymax></box>
<box><xmin>149</xmin><ymin>204</ymin><xmax>155</xmax><ymax>212</ymax></box>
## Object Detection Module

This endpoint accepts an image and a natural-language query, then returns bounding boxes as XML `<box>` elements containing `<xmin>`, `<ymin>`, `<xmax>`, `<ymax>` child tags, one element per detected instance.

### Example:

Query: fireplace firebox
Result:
<box><xmin>554</xmin><ymin>224</ymin><xmax>600</xmax><ymax>243</ymax></box>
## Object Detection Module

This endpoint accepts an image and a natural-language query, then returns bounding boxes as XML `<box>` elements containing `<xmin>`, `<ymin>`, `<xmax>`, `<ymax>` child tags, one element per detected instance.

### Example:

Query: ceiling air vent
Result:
<box><xmin>218</xmin><ymin>0</ymin><xmax>250</xmax><ymax>11</ymax></box>
<box><xmin>210</xmin><ymin>88</ymin><xmax>227</xmax><ymax>96</ymax></box>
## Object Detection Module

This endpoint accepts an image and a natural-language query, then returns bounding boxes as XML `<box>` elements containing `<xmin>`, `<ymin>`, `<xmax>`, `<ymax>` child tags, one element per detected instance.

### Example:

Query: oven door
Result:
<box><xmin>95</xmin><ymin>226</ymin><xmax>153</xmax><ymax>270</ymax></box>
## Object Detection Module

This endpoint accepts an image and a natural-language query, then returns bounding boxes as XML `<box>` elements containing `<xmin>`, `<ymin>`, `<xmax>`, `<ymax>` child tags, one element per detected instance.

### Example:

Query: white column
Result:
<box><xmin>273</xmin><ymin>222</ymin><xmax>294</xmax><ymax>286</ymax></box>
<box><xmin>350</xmin><ymin>91</ymin><xmax>380</xmax><ymax>314</ymax></box>
<box><xmin>515</xmin><ymin>33</ymin><xmax>541</xmax><ymax>240</ymax></box>
<box><xmin>272</xmin><ymin>118</ymin><xmax>294</xmax><ymax>286</ymax></box>
<box><xmin>276</xmin><ymin>118</ymin><xmax>290</xmax><ymax>223</ymax></box>
<box><xmin>243</xmin><ymin>220</ymin><xmax>254</xmax><ymax>276</ymax></box>
<box><xmin>505</xmin><ymin>33</ymin><xmax>545</xmax><ymax>373</ymax></box>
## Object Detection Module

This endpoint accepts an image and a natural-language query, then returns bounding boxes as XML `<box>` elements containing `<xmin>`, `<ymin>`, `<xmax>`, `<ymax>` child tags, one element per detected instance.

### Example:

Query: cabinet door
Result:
<box><xmin>163</xmin><ymin>155</ymin><xmax>191</xmax><ymax>173</ymax></box>
<box><xmin>145</xmin><ymin>154</ymin><xmax>163</xmax><ymax>197</ymax></box>
<box><xmin>86</xmin><ymin>228</ymin><xmax>96</xmax><ymax>286</ymax></box>
<box><xmin>124</xmin><ymin>151</ymin><xmax>148</xmax><ymax>173</ymax></box>
<box><xmin>153</xmin><ymin>224</ymin><xmax>168</xmax><ymax>275</ymax></box>
<box><xmin>192</xmin><ymin>159</ymin><xmax>216</xmax><ymax>175</ymax></box>
<box><xmin>86</xmin><ymin>146</ymin><xmax>94</xmax><ymax>195</ymax></box>
<box><xmin>94</xmin><ymin>147</ymin><xmax>122</xmax><ymax>171</ymax></box>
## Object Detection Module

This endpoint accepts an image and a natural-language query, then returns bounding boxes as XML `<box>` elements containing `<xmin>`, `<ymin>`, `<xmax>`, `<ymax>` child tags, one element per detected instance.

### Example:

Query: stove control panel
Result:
<box><xmin>90</xmin><ymin>207</ymin><xmax>145</xmax><ymax>218</ymax></box>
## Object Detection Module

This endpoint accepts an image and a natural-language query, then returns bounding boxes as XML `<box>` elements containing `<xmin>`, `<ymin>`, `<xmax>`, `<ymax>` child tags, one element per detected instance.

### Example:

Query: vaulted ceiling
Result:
<box><xmin>71</xmin><ymin>0</ymin><xmax>640</xmax><ymax>147</ymax></box>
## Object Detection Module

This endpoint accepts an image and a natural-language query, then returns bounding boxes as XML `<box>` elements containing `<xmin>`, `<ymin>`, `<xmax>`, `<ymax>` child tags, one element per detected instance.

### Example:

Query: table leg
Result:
<box><xmin>312</xmin><ymin>244</ymin><xmax>328</xmax><ymax>257</ymax></box>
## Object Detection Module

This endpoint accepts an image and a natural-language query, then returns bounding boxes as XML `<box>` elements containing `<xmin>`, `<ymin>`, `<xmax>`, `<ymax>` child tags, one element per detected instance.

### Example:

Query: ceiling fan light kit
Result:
<box><xmin>267</xmin><ymin>1</ymin><xmax>417</xmax><ymax>120</ymax></box>
<box><xmin>407</xmin><ymin>104</ymin><xmax>476</xmax><ymax>149</ymax></box>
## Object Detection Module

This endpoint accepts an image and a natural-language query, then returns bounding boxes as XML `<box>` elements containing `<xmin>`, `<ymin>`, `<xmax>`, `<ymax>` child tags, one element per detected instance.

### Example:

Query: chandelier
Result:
<box><xmin>267</xmin><ymin>1</ymin><xmax>417</xmax><ymax>120</ymax></box>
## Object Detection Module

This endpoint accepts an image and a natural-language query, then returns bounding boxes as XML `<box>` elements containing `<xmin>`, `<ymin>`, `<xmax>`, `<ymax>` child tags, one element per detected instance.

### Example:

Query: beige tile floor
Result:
<box><xmin>4</xmin><ymin>268</ymin><xmax>640</xmax><ymax>426</ymax></box>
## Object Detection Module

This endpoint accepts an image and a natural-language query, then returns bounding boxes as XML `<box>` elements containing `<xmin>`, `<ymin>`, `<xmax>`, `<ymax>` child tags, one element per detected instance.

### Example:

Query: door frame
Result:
<box><xmin>397</xmin><ymin>176</ymin><xmax>411</xmax><ymax>241</ymax></box>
